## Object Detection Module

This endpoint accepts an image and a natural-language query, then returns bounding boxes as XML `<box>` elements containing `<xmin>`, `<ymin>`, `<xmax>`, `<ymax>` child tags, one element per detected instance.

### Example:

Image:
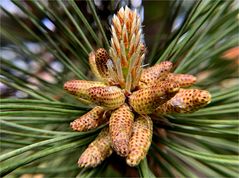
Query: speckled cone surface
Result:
<box><xmin>155</xmin><ymin>89</ymin><xmax>211</xmax><ymax>114</ymax></box>
<box><xmin>94</xmin><ymin>48</ymin><xmax>115</xmax><ymax>83</ymax></box>
<box><xmin>109</xmin><ymin>104</ymin><xmax>134</xmax><ymax>157</ymax></box>
<box><xmin>70</xmin><ymin>106</ymin><xmax>106</xmax><ymax>131</ymax></box>
<box><xmin>88</xmin><ymin>86</ymin><xmax>125</xmax><ymax>109</ymax></box>
<box><xmin>139</xmin><ymin>61</ymin><xmax>173</xmax><ymax>88</ymax></box>
<box><xmin>166</xmin><ymin>73</ymin><xmax>196</xmax><ymax>88</ymax></box>
<box><xmin>88</xmin><ymin>52</ymin><xmax>102</xmax><ymax>80</ymax></box>
<box><xmin>78</xmin><ymin>128</ymin><xmax>112</xmax><ymax>168</ymax></box>
<box><xmin>126</xmin><ymin>116</ymin><xmax>153</xmax><ymax>167</ymax></box>
<box><xmin>129</xmin><ymin>81</ymin><xmax>180</xmax><ymax>114</ymax></box>
<box><xmin>64</xmin><ymin>80</ymin><xmax>106</xmax><ymax>101</ymax></box>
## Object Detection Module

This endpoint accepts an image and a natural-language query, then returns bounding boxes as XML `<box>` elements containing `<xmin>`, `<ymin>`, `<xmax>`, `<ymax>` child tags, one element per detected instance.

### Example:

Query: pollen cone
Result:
<box><xmin>109</xmin><ymin>104</ymin><xmax>134</xmax><ymax>157</ymax></box>
<box><xmin>129</xmin><ymin>81</ymin><xmax>180</xmax><ymax>114</ymax></box>
<box><xmin>154</xmin><ymin>89</ymin><xmax>211</xmax><ymax>114</ymax></box>
<box><xmin>166</xmin><ymin>73</ymin><xmax>197</xmax><ymax>88</ymax></box>
<box><xmin>95</xmin><ymin>48</ymin><xmax>114</xmax><ymax>81</ymax></box>
<box><xmin>88</xmin><ymin>52</ymin><xmax>102</xmax><ymax>80</ymax></box>
<box><xmin>63</xmin><ymin>80</ymin><xmax>106</xmax><ymax>101</ymax></box>
<box><xmin>139</xmin><ymin>61</ymin><xmax>173</xmax><ymax>88</ymax></box>
<box><xmin>88</xmin><ymin>86</ymin><xmax>125</xmax><ymax>109</ymax></box>
<box><xmin>70</xmin><ymin>106</ymin><xmax>106</xmax><ymax>132</ymax></box>
<box><xmin>126</xmin><ymin>116</ymin><xmax>153</xmax><ymax>167</ymax></box>
<box><xmin>78</xmin><ymin>128</ymin><xmax>112</xmax><ymax>168</ymax></box>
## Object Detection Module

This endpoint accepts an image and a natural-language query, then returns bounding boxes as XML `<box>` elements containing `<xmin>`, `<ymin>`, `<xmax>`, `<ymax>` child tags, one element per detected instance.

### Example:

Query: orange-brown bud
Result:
<box><xmin>88</xmin><ymin>86</ymin><xmax>125</xmax><ymax>109</ymax></box>
<box><xmin>109</xmin><ymin>104</ymin><xmax>134</xmax><ymax>156</ymax></box>
<box><xmin>129</xmin><ymin>81</ymin><xmax>179</xmax><ymax>114</ymax></box>
<box><xmin>111</xmin><ymin>6</ymin><xmax>142</xmax><ymax>64</ymax></box>
<box><xmin>166</xmin><ymin>73</ymin><xmax>196</xmax><ymax>88</ymax></box>
<box><xmin>126</xmin><ymin>116</ymin><xmax>153</xmax><ymax>167</ymax></box>
<box><xmin>139</xmin><ymin>61</ymin><xmax>173</xmax><ymax>88</ymax></box>
<box><xmin>78</xmin><ymin>128</ymin><xmax>113</xmax><ymax>168</ymax></box>
<box><xmin>110</xmin><ymin>6</ymin><xmax>145</xmax><ymax>90</ymax></box>
<box><xmin>70</xmin><ymin>106</ymin><xmax>106</xmax><ymax>132</ymax></box>
<box><xmin>154</xmin><ymin>89</ymin><xmax>211</xmax><ymax>114</ymax></box>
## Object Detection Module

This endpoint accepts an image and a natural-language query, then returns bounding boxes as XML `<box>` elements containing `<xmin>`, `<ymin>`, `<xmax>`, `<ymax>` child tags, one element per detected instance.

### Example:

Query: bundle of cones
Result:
<box><xmin>64</xmin><ymin>6</ymin><xmax>211</xmax><ymax>168</ymax></box>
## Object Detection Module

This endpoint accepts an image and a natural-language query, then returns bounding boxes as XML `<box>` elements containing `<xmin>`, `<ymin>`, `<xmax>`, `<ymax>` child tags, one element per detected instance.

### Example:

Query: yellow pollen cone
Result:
<box><xmin>95</xmin><ymin>48</ymin><xmax>112</xmax><ymax>80</ymax></box>
<box><xmin>88</xmin><ymin>86</ymin><xmax>125</xmax><ymax>109</ymax></box>
<box><xmin>109</xmin><ymin>104</ymin><xmax>134</xmax><ymax>157</ymax></box>
<box><xmin>126</xmin><ymin>116</ymin><xmax>153</xmax><ymax>167</ymax></box>
<box><xmin>154</xmin><ymin>89</ymin><xmax>211</xmax><ymax>114</ymax></box>
<box><xmin>78</xmin><ymin>128</ymin><xmax>112</xmax><ymax>168</ymax></box>
<box><xmin>139</xmin><ymin>61</ymin><xmax>173</xmax><ymax>88</ymax></box>
<box><xmin>88</xmin><ymin>51</ymin><xmax>102</xmax><ymax>80</ymax></box>
<box><xmin>129</xmin><ymin>81</ymin><xmax>180</xmax><ymax>114</ymax></box>
<box><xmin>166</xmin><ymin>73</ymin><xmax>197</xmax><ymax>88</ymax></box>
<box><xmin>70</xmin><ymin>106</ymin><xmax>106</xmax><ymax>132</ymax></box>
<box><xmin>64</xmin><ymin>80</ymin><xmax>106</xmax><ymax>101</ymax></box>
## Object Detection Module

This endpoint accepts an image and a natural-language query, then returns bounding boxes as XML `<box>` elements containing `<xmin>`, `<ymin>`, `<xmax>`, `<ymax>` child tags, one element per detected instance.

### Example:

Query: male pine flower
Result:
<box><xmin>126</xmin><ymin>116</ymin><xmax>153</xmax><ymax>166</ymax></box>
<box><xmin>78</xmin><ymin>128</ymin><xmax>112</xmax><ymax>168</ymax></box>
<box><xmin>64</xmin><ymin>6</ymin><xmax>211</xmax><ymax>168</ymax></box>
<box><xmin>109</xmin><ymin>104</ymin><xmax>134</xmax><ymax>157</ymax></box>
<box><xmin>70</xmin><ymin>106</ymin><xmax>106</xmax><ymax>131</ymax></box>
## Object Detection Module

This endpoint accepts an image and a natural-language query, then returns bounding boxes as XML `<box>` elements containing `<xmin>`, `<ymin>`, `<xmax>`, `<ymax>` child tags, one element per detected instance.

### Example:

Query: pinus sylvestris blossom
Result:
<box><xmin>64</xmin><ymin>6</ymin><xmax>211</xmax><ymax>168</ymax></box>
